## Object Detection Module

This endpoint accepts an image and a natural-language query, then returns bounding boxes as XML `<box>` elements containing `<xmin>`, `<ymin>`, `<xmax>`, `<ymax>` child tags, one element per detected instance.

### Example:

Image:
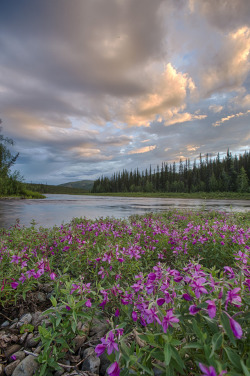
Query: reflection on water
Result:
<box><xmin>0</xmin><ymin>194</ymin><xmax>249</xmax><ymax>229</ymax></box>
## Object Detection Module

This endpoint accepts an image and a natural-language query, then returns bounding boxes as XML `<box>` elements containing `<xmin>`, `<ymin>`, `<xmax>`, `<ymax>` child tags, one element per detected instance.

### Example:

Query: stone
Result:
<box><xmin>99</xmin><ymin>351</ymin><xmax>111</xmax><ymax>376</ymax></box>
<box><xmin>73</xmin><ymin>333</ymin><xmax>87</xmax><ymax>351</ymax></box>
<box><xmin>0</xmin><ymin>364</ymin><xmax>4</xmax><ymax>376</ymax></box>
<box><xmin>10</xmin><ymin>350</ymin><xmax>26</xmax><ymax>362</ymax></box>
<box><xmin>1</xmin><ymin>320</ymin><xmax>10</xmax><ymax>327</ymax></box>
<box><xmin>26</xmin><ymin>334</ymin><xmax>40</xmax><ymax>348</ymax></box>
<box><xmin>19</xmin><ymin>332</ymin><xmax>28</xmax><ymax>344</ymax></box>
<box><xmin>4</xmin><ymin>360</ymin><xmax>20</xmax><ymax>376</ymax></box>
<box><xmin>89</xmin><ymin>319</ymin><xmax>109</xmax><ymax>337</ymax></box>
<box><xmin>31</xmin><ymin>311</ymin><xmax>43</xmax><ymax>328</ymax></box>
<box><xmin>5</xmin><ymin>344</ymin><xmax>22</xmax><ymax>358</ymax></box>
<box><xmin>12</xmin><ymin>355</ymin><xmax>39</xmax><ymax>376</ymax></box>
<box><xmin>81</xmin><ymin>347</ymin><xmax>100</xmax><ymax>374</ymax></box>
<box><xmin>54</xmin><ymin>367</ymin><xmax>65</xmax><ymax>376</ymax></box>
<box><xmin>36</xmin><ymin>292</ymin><xmax>47</xmax><ymax>302</ymax></box>
<box><xmin>16</xmin><ymin>313</ymin><xmax>32</xmax><ymax>329</ymax></box>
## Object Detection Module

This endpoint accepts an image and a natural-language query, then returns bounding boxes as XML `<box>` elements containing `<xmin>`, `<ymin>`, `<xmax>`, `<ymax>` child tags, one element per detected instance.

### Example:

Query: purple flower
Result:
<box><xmin>114</xmin><ymin>309</ymin><xmax>120</xmax><ymax>317</ymax></box>
<box><xmin>189</xmin><ymin>305</ymin><xmax>201</xmax><ymax>315</ymax></box>
<box><xmin>244</xmin><ymin>279</ymin><xmax>250</xmax><ymax>291</ymax></box>
<box><xmin>11</xmin><ymin>355</ymin><xmax>17</xmax><ymax>361</ymax></box>
<box><xmin>105</xmin><ymin>331</ymin><xmax>119</xmax><ymax>355</ymax></box>
<box><xmin>65</xmin><ymin>305</ymin><xmax>71</xmax><ymax>311</ymax></box>
<box><xmin>225</xmin><ymin>288</ymin><xmax>241</xmax><ymax>310</ymax></box>
<box><xmin>50</xmin><ymin>272</ymin><xmax>56</xmax><ymax>280</ymax></box>
<box><xmin>156</xmin><ymin>298</ymin><xmax>166</xmax><ymax>306</ymax></box>
<box><xmin>107</xmin><ymin>361</ymin><xmax>120</xmax><ymax>376</ymax></box>
<box><xmin>191</xmin><ymin>277</ymin><xmax>208</xmax><ymax>298</ymax></box>
<box><xmin>85</xmin><ymin>299</ymin><xmax>92</xmax><ymax>308</ymax></box>
<box><xmin>162</xmin><ymin>309</ymin><xmax>179</xmax><ymax>333</ymax></box>
<box><xmin>95</xmin><ymin>344</ymin><xmax>106</xmax><ymax>356</ymax></box>
<box><xmin>199</xmin><ymin>363</ymin><xmax>216</xmax><ymax>376</ymax></box>
<box><xmin>182</xmin><ymin>293</ymin><xmax>193</xmax><ymax>301</ymax></box>
<box><xmin>229</xmin><ymin>317</ymin><xmax>242</xmax><ymax>339</ymax></box>
<box><xmin>206</xmin><ymin>300</ymin><xmax>216</xmax><ymax>319</ymax></box>
<box><xmin>132</xmin><ymin>311</ymin><xmax>138</xmax><ymax>321</ymax></box>
<box><xmin>11</xmin><ymin>282</ymin><xmax>18</xmax><ymax>290</ymax></box>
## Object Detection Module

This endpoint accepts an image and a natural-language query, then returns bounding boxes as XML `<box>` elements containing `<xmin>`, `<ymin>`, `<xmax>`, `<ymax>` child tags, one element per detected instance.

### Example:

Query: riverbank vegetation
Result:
<box><xmin>1</xmin><ymin>209</ymin><xmax>249</xmax><ymax>375</ymax></box>
<box><xmin>0</xmin><ymin>124</ymin><xmax>45</xmax><ymax>199</ymax></box>
<box><xmin>92</xmin><ymin>150</ymin><xmax>250</xmax><ymax>195</ymax></box>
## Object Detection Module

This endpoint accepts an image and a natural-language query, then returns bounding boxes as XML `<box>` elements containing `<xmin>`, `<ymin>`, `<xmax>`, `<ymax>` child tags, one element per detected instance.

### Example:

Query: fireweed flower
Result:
<box><xmin>199</xmin><ymin>363</ymin><xmax>227</xmax><ymax>376</ymax></box>
<box><xmin>11</xmin><ymin>281</ymin><xmax>18</xmax><ymax>289</ymax></box>
<box><xmin>191</xmin><ymin>277</ymin><xmax>208</xmax><ymax>298</ymax></box>
<box><xmin>182</xmin><ymin>293</ymin><xmax>193</xmax><ymax>301</ymax></box>
<box><xmin>162</xmin><ymin>309</ymin><xmax>179</xmax><ymax>333</ymax></box>
<box><xmin>131</xmin><ymin>311</ymin><xmax>138</xmax><ymax>321</ymax></box>
<box><xmin>105</xmin><ymin>331</ymin><xmax>119</xmax><ymax>355</ymax></box>
<box><xmin>107</xmin><ymin>361</ymin><xmax>120</xmax><ymax>376</ymax></box>
<box><xmin>206</xmin><ymin>300</ymin><xmax>216</xmax><ymax>319</ymax></box>
<box><xmin>229</xmin><ymin>317</ymin><xmax>243</xmax><ymax>339</ymax></box>
<box><xmin>225</xmin><ymin>288</ymin><xmax>241</xmax><ymax>310</ymax></box>
<box><xmin>189</xmin><ymin>305</ymin><xmax>201</xmax><ymax>315</ymax></box>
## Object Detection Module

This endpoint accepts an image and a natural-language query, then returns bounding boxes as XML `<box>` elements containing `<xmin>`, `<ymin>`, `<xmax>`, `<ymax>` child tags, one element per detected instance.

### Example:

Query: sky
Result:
<box><xmin>0</xmin><ymin>0</ymin><xmax>250</xmax><ymax>185</ymax></box>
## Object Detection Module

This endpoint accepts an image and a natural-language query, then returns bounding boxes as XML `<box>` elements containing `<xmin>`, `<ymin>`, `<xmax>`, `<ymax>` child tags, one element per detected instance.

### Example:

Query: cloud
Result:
<box><xmin>213</xmin><ymin>110</ymin><xmax>250</xmax><ymax>127</ymax></box>
<box><xmin>209</xmin><ymin>105</ymin><xmax>223</xmax><ymax>113</ymax></box>
<box><xmin>128</xmin><ymin>145</ymin><xmax>156</xmax><ymax>154</ymax></box>
<box><xmin>190</xmin><ymin>0</ymin><xmax>250</xmax><ymax>31</ymax></box>
<box><xmin>200</xmin><ymin>26</ymin><xmax>250</xmax><ymax>96</ymax></box>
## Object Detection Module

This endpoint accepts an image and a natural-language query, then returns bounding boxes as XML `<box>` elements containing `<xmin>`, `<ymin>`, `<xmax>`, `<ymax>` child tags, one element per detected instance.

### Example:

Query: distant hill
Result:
<box><xmin>58</xmin><ymin>180</ymin><xmax>94</xmax><ymax>191</ymax></box>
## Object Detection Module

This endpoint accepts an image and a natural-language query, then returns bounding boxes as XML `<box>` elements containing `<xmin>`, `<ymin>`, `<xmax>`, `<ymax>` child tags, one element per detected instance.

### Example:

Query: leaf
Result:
<box><xmin>221</xmin><ymin>312</ymin><xmax>236</xmax><ymax>346</ymax></box>
<box><xmin>137</xmin><ymin>363</ymin><xmax>154</xmax><ymax>375</ymax></box>
<box><xmin>241</xmin><ymin>360</ymin><xmax>250</xmax><ymax>376</ymax></box>
<box><xmin>50</xmin><ymin>296</ymin><xmax>57</xmax><ymax>307</ymax></box>
<box><xmin>183</xmin><ymin>342</ymin><xmax>203</xmax><ymax>349</ymax></box>
<box><xmin>171</xmin><ymin>346</ymin><xmax>185</xmax><ymax>371</ymax></box>
<box><xmin>164</xmin><ymin>343</ymin><xmax>172</xmax><ymax>366</ymax></box>
<box><xmin>210</xmin><ymin>332</ymin><xmax>223</xmax><ymax>358</ymax></box>
<box><xmin>224</xmin><ymin>347</ymin><xmax>242</xmax><ymax>372</ymax></box>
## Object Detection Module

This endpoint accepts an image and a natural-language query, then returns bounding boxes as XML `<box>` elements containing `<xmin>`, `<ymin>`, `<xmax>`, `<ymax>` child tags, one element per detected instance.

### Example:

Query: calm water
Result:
<box><xmin>0</xmin><ymin>194</ymin><xmax>249</xmax><ymax>229</ymax></box>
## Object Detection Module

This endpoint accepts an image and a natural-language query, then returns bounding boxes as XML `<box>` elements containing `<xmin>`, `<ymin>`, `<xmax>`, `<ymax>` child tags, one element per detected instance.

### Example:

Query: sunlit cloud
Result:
<box><xmin>128</xmin><ymin>145</ymin><xmax>156</xmax><ymax>155</ymax></box>
<box><xmin>213</xmin><ymin>110</ymin><xmax>250</xmax><ymax>127</ymax></box>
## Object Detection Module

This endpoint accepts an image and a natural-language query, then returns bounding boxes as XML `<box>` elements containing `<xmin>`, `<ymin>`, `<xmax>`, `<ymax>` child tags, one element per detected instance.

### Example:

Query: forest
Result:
<box><xmin>92</xmin><ymin>150</ymin><xmax>250</xmax><ymax>194</ymax></box>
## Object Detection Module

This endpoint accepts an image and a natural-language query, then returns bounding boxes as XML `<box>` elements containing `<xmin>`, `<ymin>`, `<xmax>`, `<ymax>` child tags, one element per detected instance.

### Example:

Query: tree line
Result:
<box><xmin>0</xmin><ymin>123</ymin><xmax>23</xmax><ymax>196</ymax></box>
<box><xmin>92</xmin><ymin>150</ymin><xmax>250</xmax><ymax>194</ymax></box>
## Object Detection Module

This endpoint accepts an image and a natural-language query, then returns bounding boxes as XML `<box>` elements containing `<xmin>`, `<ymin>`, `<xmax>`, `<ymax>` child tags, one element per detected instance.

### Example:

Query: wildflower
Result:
<box><xmin>191</xmin><ymin>277</ymin><xmax>208</xmax><ymax>298</ymax></box>
<box><xmin>105</xmin><ymin>331</ymin><xmax>119</xmax><ymax>355</ymax></box>
<box><xmin>85</xmin><ymin>299</ymin><xmax>92</xmax><ymax>308</ymax></box>
<box><xmin>182</xmin><ymin>293</ymin><xmax>193</xmax><ymax>301</ymax></box>
<box><xmin>243</xmin><ymin>279</ymin><xmax>250</xmax><ymax>291</ymax></box>
<box><xmin>225</xmin><ymin>288</ymin><xmax>241</xmax><ymax>310</ymax></box>
<box><xmin>50</xmin><ymin>272</ymin><xmax>56</xmax><ymax>280</ymax></box>
<box><xmin>229</xmin><ymin>317</ymin><xmax>242</xmax><ymax>339</ymax></box>
<box><xmin>65</xmin><ymin>305</ymin><xmax>71</xmax><ymax>311</ymax></box>
<box><xmin>107</xmin><ymin>361</ymin><xmax>120</xmax><ymax>376</ymax></box>
<box><xmin>11</xmin><ymin>282</ymin><xmax>18</xmax><ymax>289</ymax></box>
<box><xmin>199</xmin><ymin>363</ymin><xmax>227</xmax><ymax>376</ymax></box>
<box><xmin>206</xmin><ymin>300</ymin><xmax>216</xmax><ymax>319</ymax></box>
<box><xmin>131</xmin><ymin>311</ymin><xmax>137</xmax><ymax>321</ymax></box>
<box><xmin>11</xmin><ymin>355</ymin><xmax>17</xmax><ymax>361</ymax></box>
<box><xmin>95</xmin><ymin>343</ymin><xmax>106</xmax><ymax>356</ymax></box>
<box><xmin>162</xmin><ymin>309</ymin><xmax>179</xmax><ymax>333</ymax></box>
<box><xmin>156</xmin><ymin>298</ymin><xmax>166</xmax><ymax>306</ymax></box>
<box><xmin>189</xmin><ymin>305</ymin><xmax>201</xmax><ymax>315</ymax></box>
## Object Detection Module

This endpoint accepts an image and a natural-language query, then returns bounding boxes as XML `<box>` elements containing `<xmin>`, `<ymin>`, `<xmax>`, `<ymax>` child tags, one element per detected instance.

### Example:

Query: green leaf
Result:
<box><xmin>210</xmin><ymin>332</ymin><xmax>223</xmax><ymax>358</ymax></box>
<box><xmin>137</xmin><ymin>363</ymin><xmax>154</xmax><ymax>375</ymax></box>
<box><xmin>50</xmin><ymin>296</ymin><xmax>57</xmax><ymax>307</ymax></box>
<box><xmin>224</xmin><ymin>347</ymin><xmax>242</xmax><ymax>372</ymax></box>
<box><xmin>171</xmin><ymin>346</ymin><xmax>185</xmax><ymax>371</ymax></box>
<box><xmin>183</xmin><ymin>342</ymin><xmax>203</xmax><ymax>349</ymax></box>
<box><xmin>221</xmin><ymin>312</ymin><xmax>236</xmax><ymax>346</ymax></box>
<box><xmin>39</xmin><ymin>362</ymin><xmax>48</xmax><ymax>376</ymax></box>
<box><xmin>164</xmin><ymin>343</ymin><xmax>172</xmax><ymax>366</ymax></box>
<box><xmin>241</xmin><ymin>360</ymin><xmax>250</xmax><ymax>376</ymax></box>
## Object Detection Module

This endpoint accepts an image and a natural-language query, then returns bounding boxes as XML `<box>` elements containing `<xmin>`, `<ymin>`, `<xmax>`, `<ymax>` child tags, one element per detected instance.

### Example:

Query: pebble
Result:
<box><xmin>19</xmin><ymin>332</ymin><xmax>28</xmax><ymax>344</ymax></box>
<box><xmin>81</xmin><ymin>347</ymin><xmax>100</xmax><ymax>374</ymax></box>
<box><xmin>0</xmin><ymin>364</ymin><xmax>4</xmax><ymax>376</ymax></box>
<box><xmin>12</xmin><ymin>355</ymin><xmax>39</xmax><ymax>376</ymax></box>
<box><xmin>16</xmin><ymin>313</ymin><xmax>32</xmax><ymax>329</ymax></box>
<box><xmin>4</xmin><ymin>359</ymin><xmax>20</xmax><ymax>376</ymax></box>
<box><xmin>5</xmin><ymin>344</ymin><xmax>22</xmax><ymax>358</ymax></box>
<box><xmin>1</xmin><ymin>320</ymin><xmax>10</xmax><ymax>327</ymax></box>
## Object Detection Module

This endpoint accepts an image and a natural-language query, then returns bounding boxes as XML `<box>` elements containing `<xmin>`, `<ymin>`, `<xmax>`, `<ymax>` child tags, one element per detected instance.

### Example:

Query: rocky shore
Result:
<box><xmin>0</xmin><ymin>288</ymin><xmax>111</xmax><ymax>376</ymax></box>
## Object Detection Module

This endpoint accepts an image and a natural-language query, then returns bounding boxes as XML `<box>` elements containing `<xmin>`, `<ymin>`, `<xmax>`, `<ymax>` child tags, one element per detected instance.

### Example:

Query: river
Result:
<box><xmin>0</xmin><ymin>194</ymin><xmax>249</xmax><ymax>229</ymax></box>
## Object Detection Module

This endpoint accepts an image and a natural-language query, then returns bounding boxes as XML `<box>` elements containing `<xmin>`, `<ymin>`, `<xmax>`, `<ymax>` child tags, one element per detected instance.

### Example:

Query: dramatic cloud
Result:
<box><xmin>0</xmin><ymin>0</ymin><xmax>249</xmax><ymax>184</ymax></box>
